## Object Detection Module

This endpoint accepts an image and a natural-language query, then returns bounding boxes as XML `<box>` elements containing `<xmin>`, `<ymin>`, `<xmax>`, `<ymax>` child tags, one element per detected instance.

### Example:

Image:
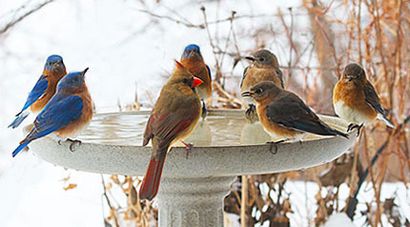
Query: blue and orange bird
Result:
<box><xmin>242</xmin><ymin>81</ymin><xmax>348</xmax><ymax>145</ymax></box>
<box><xmin>12</xmin><ymin>68</ymin><xmax>93</xmax><ymax>157</ymax></box>
<box><xmin>333</xmin><ymin>63</ymin><xmax>394</xmax><ymax>135</ymax></box>
<box><xmin>180</xmin><ymin>44</ymin><xmax>212</xmax><ymax>118</ymax></box>
<box><xmin>240</xmin><ymin>50</ymin><xmax>284</xmax><ymax>121</ymax></box>
<box><xmin>9</xmin><ymin>55</ymin><xmax>67</xmax><ymax>128</ymax></box>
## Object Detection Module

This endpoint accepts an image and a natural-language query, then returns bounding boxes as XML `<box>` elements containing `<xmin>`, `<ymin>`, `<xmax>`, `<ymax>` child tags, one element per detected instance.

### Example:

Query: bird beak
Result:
<box><xmin>192</xmin><ymin>76</ymin><xmax>203</xmax><ymax>88</ymax></box>
<box><xmin>241</xmin><ymin>91</ymin><xmax>254</xmax><ymax>97</ymax></box>
<box><xmin>82</xmin><ymin>67</ymin><xmax>89</xmax><ymax>76</ymax></box>
<box><xmin>245</xmin><ymin>56</ymin><xmax>256</xmax><ymax>62</ymax></box>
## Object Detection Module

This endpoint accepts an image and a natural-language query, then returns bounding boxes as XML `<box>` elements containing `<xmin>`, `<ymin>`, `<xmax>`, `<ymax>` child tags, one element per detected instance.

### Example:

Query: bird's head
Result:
<box><xmin>245</xmin><ymin>49</ymin><xmax>279</xmax><ymax>68</ymax></box>
<box><xmin>181</xmin><ymin>44</ymin><xmax>203</xmax><ymax>60</ymax></box>
<box><xmin>342</xmin><ymin>63</ymin><xmax>366</xmax><ymax>82</ymax></box>
<box><xmin>242</xmin><ymin>81</ymin><xmax>281</xmax><ymax>103</ymax></box>
<box><xmin>44</xmin><ymin>55</ymin><xmax>66</xmax><ymax>75</ymax></box>
<box><xmin>57</xmin><ymin>68</ymin><xmax>88</xmax><ymax>92</ymax></box>
<box><xmin>171</xmin><ymin>60</ymin><xmax>203</xmax><ymax>90</ymax></box>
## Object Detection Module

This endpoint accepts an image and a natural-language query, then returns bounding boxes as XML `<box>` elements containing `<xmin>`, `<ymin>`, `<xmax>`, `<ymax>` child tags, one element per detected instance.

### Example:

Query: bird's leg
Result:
<box><xmin>245</xmin><ymin>104</ymin><xmax>258</xmax><ymax>123</ymax></box>
<box><xmin>266</xmin><ymin>139</ymin><xmax>287</xmax><ymax>155</ymax></box>
<box><xmin>347</xmin><ymin>123</ymin><xmax>364</xmax><ymax>137</ymax></box>
<box><xmin>66</xmin><ymin>138</ymin><xmax>82</xmax><ymax>152</ymax></box>
<box><xmin>347</xmin><ymin>123</ymin><xmax>355</xmax><ymax>132</ymax></box>
<box><xmin>356</xmin><ymin>124</ymin><xmax>364</xmax><ymax>137</ymax></box>
<box><xmin>181</xmin><ymin>141</ymin><xmax>194</xmax><ymax>159</ymax></box>
<box><xmin>201</xmin><ymin>99</ymin><xmax>207</xmax><ymax>120</ymax></box>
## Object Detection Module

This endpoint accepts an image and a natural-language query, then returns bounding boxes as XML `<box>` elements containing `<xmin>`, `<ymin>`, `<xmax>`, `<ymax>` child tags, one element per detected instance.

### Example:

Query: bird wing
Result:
<box><xmin>240</xmin><ymin>66</ymin><xmax>249</xmax><ymax>88</ymax></box>
<box><xmin>276</xmin><ymin>68</ymin><xmax>284</xmax><ymax>88</ymax></box>
<box><xmin>25</xmin><ymin>94</ymin><xmax>83</xmax><ymax>141</ymax></box>
<box><xmin>364</xmin><ymin>81</ymin><xmax>385</xmax><ymax>115</ymax></box>
<box><xmin>143</xmin><ymin>107</ymin><xmax>198</xmax><ymax>150</ymax></box>
<box><xmin>19</xmin><ymin>75</ymin><xmax>49</xmax><ymax>114</ymax></box>
<box><xmin>266</xmin><ymin>93</ymin><xmax>346</xmax><ymax>137</ymax></box>
<box><xmin>205</xmin><ymin>65</ymin><xmax>212</xmax><ymax>81</ymax></box>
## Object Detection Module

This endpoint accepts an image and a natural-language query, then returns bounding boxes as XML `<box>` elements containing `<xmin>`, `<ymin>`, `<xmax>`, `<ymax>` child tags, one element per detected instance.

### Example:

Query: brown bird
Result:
<box><xmin>333</xmin><ymin>63</ymin><xmax>394</xmax><ymax>134</ymax></box>
<box><xmin>139</xmin><ymin>60</ymin><xmax>203</xmax><ymax>201</ymax></box>
<box><xmin>180</xmin><ymin>44</ymin><xmax>212</xmax><ymax>119</ymax></box>
<box><xmin>240</xmin><ymin>49</ymin><xmax>284</xmax><ymax>121</ymax></box>
<box><xmin>242</xmin><ymin>81</ymin><xmax>348</xmax><ymax>143</ymax></box>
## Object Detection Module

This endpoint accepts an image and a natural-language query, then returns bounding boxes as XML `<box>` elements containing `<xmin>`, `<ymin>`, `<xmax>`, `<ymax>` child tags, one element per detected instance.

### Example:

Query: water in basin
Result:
<box><xmin>78</xmin><ymin>110</ymin><xmax>348</xmax><ymax>147</ymax></box>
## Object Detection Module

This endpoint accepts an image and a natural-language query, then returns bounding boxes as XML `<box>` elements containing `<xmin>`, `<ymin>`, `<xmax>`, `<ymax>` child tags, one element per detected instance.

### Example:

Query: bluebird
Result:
<box><xmin>139</xmin><ymin>60</ymin><xmax>203</xmax><ymax>200</ymax></box>
<box><xmin>9</xmin><ymin>55</ymin><xmax>67</xmax><ymax>128</ymax></box>
<box><xmin>242</xmin><ymin>81</ymin><xmax>348</xmax><ymax>145</ymax></box>
<box><xmin>240</xmin><ymin>49</ymin><xmax>284</xmax><ymax>121</ymax></box>
<box><xmin>12</xmin><ymin>68</ymin><xmax>93</xmax><ymax>157</ymax></box>
<box><xmin>333</xmin><ymin>63</ymin><xmax>394</xmax><ymax>135</ymax></box>
<box><xmin>180</xmin><ymin>44</ymin><xmax>212</xmax><ymax>119</ymax></box>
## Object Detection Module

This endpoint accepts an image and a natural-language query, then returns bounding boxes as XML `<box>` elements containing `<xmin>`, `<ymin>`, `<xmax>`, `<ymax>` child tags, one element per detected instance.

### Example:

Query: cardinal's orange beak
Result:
<box><xmin>192</xmin><ymin>77</ymin><xmax>203</xmax><ymax>88</ymax></box>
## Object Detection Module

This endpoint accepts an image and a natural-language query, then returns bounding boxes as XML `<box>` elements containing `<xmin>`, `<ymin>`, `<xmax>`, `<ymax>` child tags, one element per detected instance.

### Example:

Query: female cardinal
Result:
<box><xmin>139</xmin><ymin>60</ymin><xmax>203</xmax><ymax>200</ymax></box>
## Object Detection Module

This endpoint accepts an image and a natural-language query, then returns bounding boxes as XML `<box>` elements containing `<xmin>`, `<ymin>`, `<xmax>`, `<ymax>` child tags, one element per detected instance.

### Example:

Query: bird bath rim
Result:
<box><xmin>29</xmin><ymin>109</ymin><xmax>356</xmax><ymax>178</ymax></box>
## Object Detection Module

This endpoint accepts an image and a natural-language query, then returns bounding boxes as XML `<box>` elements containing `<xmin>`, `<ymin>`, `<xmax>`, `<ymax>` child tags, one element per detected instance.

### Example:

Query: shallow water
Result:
<box><xmin>79</xmin><ymin>110</ymin><xmax>346</xmax><ymax>147</ymax></box>
<box><xmin>79</xmin><ymin>110</ymin><xmax>265</xmax><ymax>146</ymax></box>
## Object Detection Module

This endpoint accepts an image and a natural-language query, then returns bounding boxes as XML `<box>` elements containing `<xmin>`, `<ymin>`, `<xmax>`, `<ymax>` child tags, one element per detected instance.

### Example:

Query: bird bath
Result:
<box><xmin>29</xmin><ymin>109</ymin><xmax>356</xmax><ymax>227</ymax></box>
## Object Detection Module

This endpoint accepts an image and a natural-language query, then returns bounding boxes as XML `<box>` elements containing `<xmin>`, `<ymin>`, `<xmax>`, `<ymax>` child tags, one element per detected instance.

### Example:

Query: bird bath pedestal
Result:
<box><xmin>29</xmin><ymin>110</ymin><xmax>355</xmax><ymax>227</ymax></box>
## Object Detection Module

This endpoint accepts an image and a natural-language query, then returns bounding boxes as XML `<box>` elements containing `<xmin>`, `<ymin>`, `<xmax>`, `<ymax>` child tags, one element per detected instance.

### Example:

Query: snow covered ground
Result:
<box><xmin>0</xmin><ymin>0</ymin><xmax>409</xmax><ymax>226</ymax></box>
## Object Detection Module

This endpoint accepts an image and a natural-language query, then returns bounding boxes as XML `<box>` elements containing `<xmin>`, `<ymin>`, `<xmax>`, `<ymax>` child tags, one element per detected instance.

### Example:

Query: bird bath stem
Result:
<box><xmin>29</xmin><ymin>110</ymin><xmax>355</xmax><ymax>227</ymax></box>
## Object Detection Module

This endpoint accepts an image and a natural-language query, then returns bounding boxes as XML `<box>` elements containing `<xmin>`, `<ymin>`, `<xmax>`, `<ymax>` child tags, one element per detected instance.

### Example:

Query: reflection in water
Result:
<box><xmin>79</xmin><ymin>112</ymin><xmax>347</xmax><ymax>146</ymax></box>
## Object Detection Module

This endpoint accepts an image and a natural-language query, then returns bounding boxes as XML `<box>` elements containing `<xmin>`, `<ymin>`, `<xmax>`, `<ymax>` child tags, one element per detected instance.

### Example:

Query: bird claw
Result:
<box><xmin>201</xmin><ymin>100</ymin><xmax>207</xmax><ymax>120</ymax></box>
<box><xmin>245</xmin><ymin>104</ymin><xmax>258</xmax><ymax>123</ymax></box>
<box><xmin>266</xmin><ymin>140</ymin><xmax>286</xmax><ymax>154</ymax></box>
<box><xmin>347</xmin><ymin>123</ymin><xmax>363</xmax><ymax>137</ymax></box>
<box><xmin>66</xmin><ymin>138</ymin><xmax>82</xmax><ymax>152</ymax></box>
<box><xmin>181</xmin><ymin>141</ymin><xmax>193</xmax><ymax>159</ymax></box>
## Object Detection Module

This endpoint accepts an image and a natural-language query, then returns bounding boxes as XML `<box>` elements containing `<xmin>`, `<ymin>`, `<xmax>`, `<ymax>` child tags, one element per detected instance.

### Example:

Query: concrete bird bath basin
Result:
<box><xmin>29</xmin><ymin>109</ymin><xmax>355</xmax><ymax>227</ymax></box>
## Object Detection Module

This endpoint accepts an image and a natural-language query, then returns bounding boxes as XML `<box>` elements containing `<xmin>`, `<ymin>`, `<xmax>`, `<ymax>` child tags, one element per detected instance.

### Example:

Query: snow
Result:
<box><xmin>324</xmin><ymin>213</ymin><xmax>356</xmax><ymax>227</ymax></box>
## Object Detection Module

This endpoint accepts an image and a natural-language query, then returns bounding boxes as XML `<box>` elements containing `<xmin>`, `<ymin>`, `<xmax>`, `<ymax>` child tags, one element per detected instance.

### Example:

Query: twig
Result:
<box><xmin>346</xmin><ymin>115</ymin><xmax>410</xmax><ymax>219</ymax></box>
<box><xmin>0</xmin><ymin>0</ymin><xmax>56</xmax><ymax>34</ymax></box>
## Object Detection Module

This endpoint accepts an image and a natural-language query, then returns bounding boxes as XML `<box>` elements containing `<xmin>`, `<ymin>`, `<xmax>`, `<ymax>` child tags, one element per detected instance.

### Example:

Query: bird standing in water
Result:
<box><xmin>333</xmin><ymin>63</ymin><xmax>394</xmax><ymax>135</ymax></box>
<box><xmin>9</xmin><ymin>55</ymin><xmax>67</xmax><ymax>128</ymax></box>
<box><xmin>240</xmin><ymin>50</ymin><xmax>284</xmax><ymax>121</ymax></box>
<box><xmin>242</xmin><ymin>81</ymin><xmax>348</xmax><ymax>146</ymax></box>
<box><xmin>180</xmin><ymin>44</ymin><xmax>212</xmax><ymax>119</ymax></box>
<box><xmin>12</xmin><ymin>68</ymin><xmax>93</xmax><ymax>157</ymax></box>
<box><xmin>139</xmin><ymin>60</ymin><xmax>203</xmax><ymax>200</ymax></box>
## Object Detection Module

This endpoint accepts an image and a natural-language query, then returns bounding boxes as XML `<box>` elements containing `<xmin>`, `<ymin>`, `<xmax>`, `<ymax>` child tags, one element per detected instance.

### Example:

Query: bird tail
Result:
<box><xmin>12</xmin><ymin>140</ymin><xmax>30</xmax><ymax>157</ymax></box>
<box><xmin>8</xmin><ymin>111</ymin><xmax>29</xmax><ymax>129</ymax></box>
<box><xmin>139</xmin><ymin>149</ymin><xmax>167</xmax><ymax>201</ymax></box>
<box><xmin>378</xmin><ymin>114</ymin><xmax>395</xmax><ymax>128</ymax></box>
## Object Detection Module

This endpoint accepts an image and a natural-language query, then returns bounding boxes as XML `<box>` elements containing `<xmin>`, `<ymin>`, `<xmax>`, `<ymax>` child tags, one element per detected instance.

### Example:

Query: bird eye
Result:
<box><xmin>259</xmin><ymin>57</ymin><xmax>265</xmax><ymax>62</ymax></box>
<box><xmin>255</xmin><ymin>88</ymin><xmax>263</xmax><ymax>94</ymax></box>
<box><xmin>182</xmin><ymin>78</ymin><xmax>189</xmax><ymax>84</ymax></box>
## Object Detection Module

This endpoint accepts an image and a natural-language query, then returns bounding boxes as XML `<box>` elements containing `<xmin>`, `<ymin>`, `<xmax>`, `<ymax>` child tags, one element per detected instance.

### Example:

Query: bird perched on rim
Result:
<box><xmin>180</xmin><ymin>44</ymin><xmax>212</xmax><ymax>119</ymax></box>
<box><xmin>333</xmin><ymin>63</ymin><xmax>394</xmax><ymax>135</ymax></box>
<box><xmin>240</xmin><ymin>49</ymin><xmax>284</xmax><ymax>122</ymax></box>
<box><xmin>242</xmin><ymin>81</ymin><xmax>348</xmax><ymax>144</ymax></box>
<box><xmin>12</xmin><ymin>68</ymin><xmax>93</xmax><ymax>157</ymax></box>
<box><xmin>139</xmin><ymin>60</ymin><xmax>203</xmax><ymax>201</ymax></box>
<box><xmin>9</xmin><ymin>55</ymin><xmax>67</xmax><ymax>128</ymax></box>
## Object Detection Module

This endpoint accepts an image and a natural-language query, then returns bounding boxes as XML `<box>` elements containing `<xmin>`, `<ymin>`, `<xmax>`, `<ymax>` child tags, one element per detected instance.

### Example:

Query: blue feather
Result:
<box><xmin>9</xmin><ymin>75</ymin><xmax>48</xmax><ymax>128</ymax></box>
<box><xmin>12</xmin><ymin>94</ymin><xmax>83</xmax><ymax>157</ymax></box>
<box><xmin>21</xmin><ymin>75</ymin><xmax>48</xmax><ymax>112</ymax></box>
<box><xmin>8</xmin><ymin>111</ymin><xmax>29</xmax><ymax>129</ymax></box>
<box><xmin>12</xmin><ymin>141</ymin><xmax>30</xmax><ymax>157</ymax></box>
